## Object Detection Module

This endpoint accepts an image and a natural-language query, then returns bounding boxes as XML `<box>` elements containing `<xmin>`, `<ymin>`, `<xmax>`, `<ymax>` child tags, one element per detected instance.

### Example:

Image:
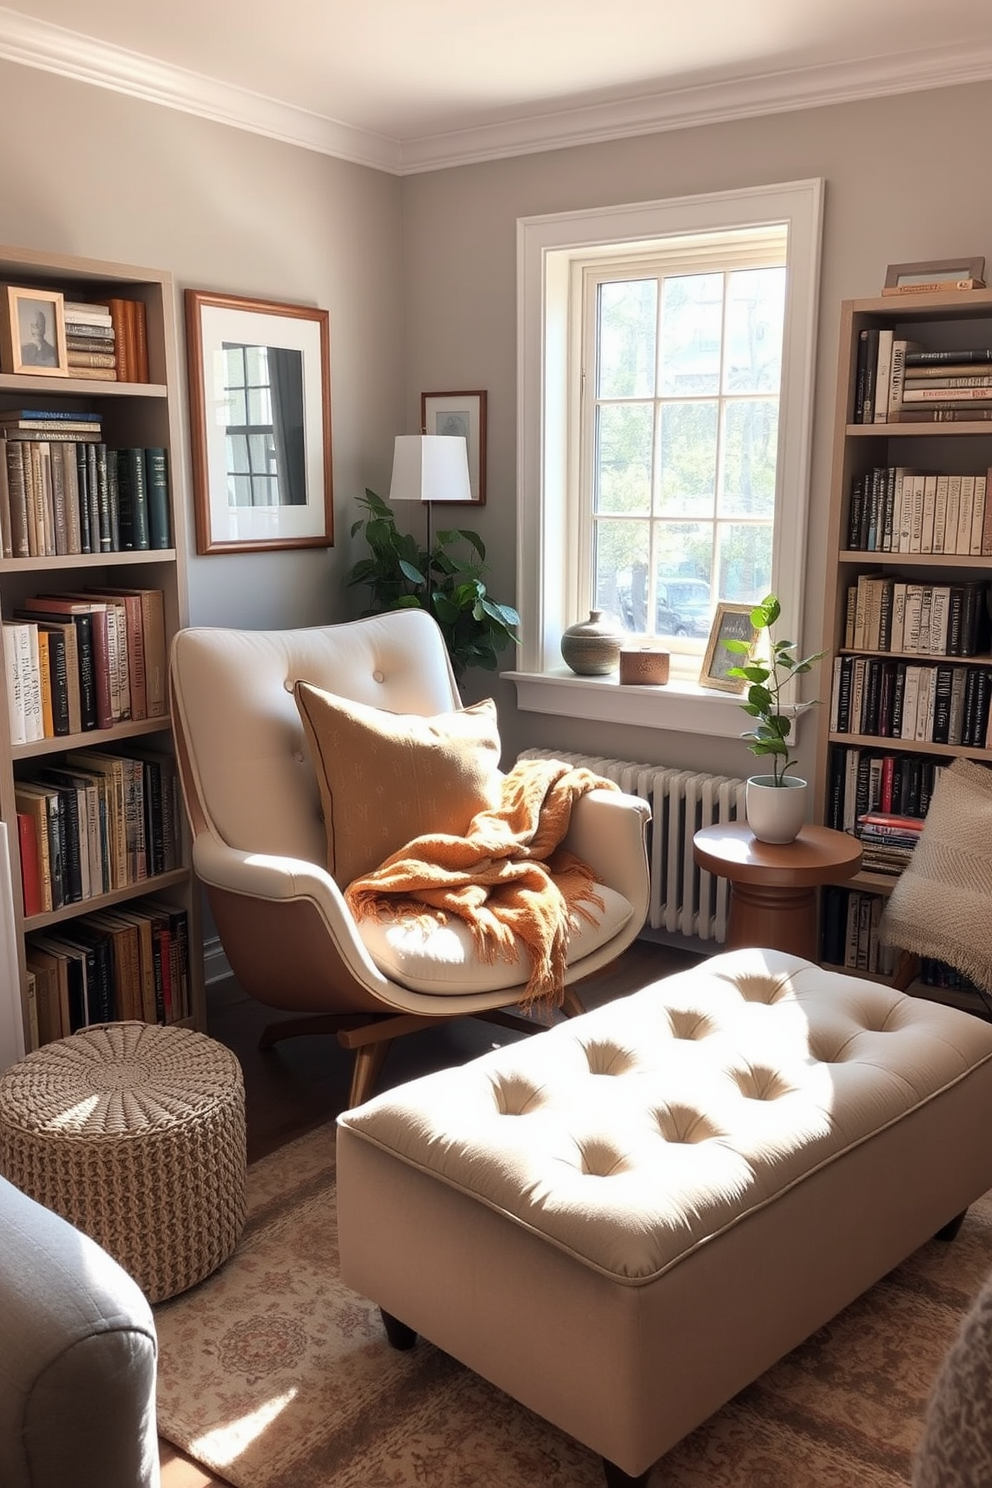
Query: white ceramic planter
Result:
<box><xmin>745</xmin><ymin>774</ymin><xmax>808</xmax><ymax>845</ymax></box>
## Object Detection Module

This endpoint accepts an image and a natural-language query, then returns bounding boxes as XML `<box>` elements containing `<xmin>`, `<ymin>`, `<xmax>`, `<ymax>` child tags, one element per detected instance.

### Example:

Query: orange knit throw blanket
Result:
<box><xmin>345</xmin><ymin>758</ymin><xmax>618</xmax><ymax>1010</ymax></box>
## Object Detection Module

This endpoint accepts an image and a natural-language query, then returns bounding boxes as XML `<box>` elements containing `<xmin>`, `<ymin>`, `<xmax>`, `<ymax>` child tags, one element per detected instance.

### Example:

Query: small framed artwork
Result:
<box><xmin>0</xmin><ymin>286</ymin><xmax>68</xmax><ymax>376</ymax></box>
<box><xmin>699</xmin><ymin>603</ymin><xmax>759</xmax><ymax>692</ymax></box>
<box><xmin>185</xmin><ymin>289</ymin><xmax>333</xmax><ymax>554</ymax></box>
<box><xmin>421</xmin><ymin>389</ymin><xmax>486</xmax><ymax>504</ymax></box>
<box><xmin>882</xmin><ymin>257</ymin><xmax>986</xmax><ymax>293</ymax></box>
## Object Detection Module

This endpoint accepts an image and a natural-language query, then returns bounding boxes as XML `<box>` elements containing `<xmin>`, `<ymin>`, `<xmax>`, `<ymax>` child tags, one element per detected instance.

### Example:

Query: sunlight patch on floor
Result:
<box><xmin>191</xmin><ymin>1387</ymin><xmax>298</xmax><ymax>1467</ymax></box>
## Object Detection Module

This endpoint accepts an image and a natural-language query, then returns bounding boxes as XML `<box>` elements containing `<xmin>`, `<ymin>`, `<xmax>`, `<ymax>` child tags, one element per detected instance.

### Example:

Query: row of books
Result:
<box><xmin>820</xmin><ymin>886</ymin><xmax>990</xmax><ymax>1017</ymax></box>
<box><xmin>843</xmin><ymin>575</ymin><xmax>989</xmax><ymax>657</ymax></box>
<box><xmin>25</xmin><ymin>898</ymin><xmax>190</xmax><ymax>1049</ymax></box>
<box><xmin>829</xmin><ymin>656</ymin><xmax>992</xmax><ymax>747</ymax></box>
<box><xmin>62</xmin><ymin>298</ymin><xmax>150</xmax><ymax>384</ymax></box>
<box><xmin>854</xmin><ymin>337</ymin><xmax>992</xmax><ymax>424</ymax></box>
<box><xmin>820</xmin><ymin>886</ymin><xmax>898</xmax><ymax>973</ymax></box>
<box><xmin>825</xmin><ymin>744</ymin><xmax>944</xmax><ymax>836</ymax></box>
<box><xmin>15</xmin><ymin>746</ymin><xmax>183</xmax><ymax>916</ymax></box>
<box><xmin>0</xmin><ymin>421</ymin><xmax>171</xmax><ymax>557</ymax></box>
<box><xmin>1</xmin><ymin>586</ymin><xmax>167</xmax><ymax>746</ymax></box>
<box><xmin>846</xmin><ymin>467</ymin><xmax>992</xmax><ymax>555</ymax></box>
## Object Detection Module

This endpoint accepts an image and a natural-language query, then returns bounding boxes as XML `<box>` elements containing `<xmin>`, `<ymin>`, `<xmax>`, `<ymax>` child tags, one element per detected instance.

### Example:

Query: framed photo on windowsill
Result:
<box><xmin>0</xmin><ymin>286</ymin><xmax>68</xmax><ymax>377</ymax></box>
<box><xmin>185</xmin><ymin>289</ymin><xmax>333</xmax><ymax>554</ymax></box>
<box><xmin>421</xmin><ymin>390</ymin><xmax>486</xmax><ymax>505</ymax></box>
<box><xmin>699</xmin><ymin>603</ymin><xmax>759</xmax><ymax>693</ymax></box>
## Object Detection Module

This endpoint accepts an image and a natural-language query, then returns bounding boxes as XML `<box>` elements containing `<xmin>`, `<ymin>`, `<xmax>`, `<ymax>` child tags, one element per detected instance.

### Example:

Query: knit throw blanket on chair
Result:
<box><xmin>345</xmin><ymin>758</ymin><xmax>617</xmax><ymax>1010</ymax></box>
<box><xmin>880</xmin><ymin>757</ymin><xmax>992</xmax><ymax>994</ymax></box>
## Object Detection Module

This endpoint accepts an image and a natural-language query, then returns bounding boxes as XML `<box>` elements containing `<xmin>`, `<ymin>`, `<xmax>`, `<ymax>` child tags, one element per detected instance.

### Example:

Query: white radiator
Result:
<box><xmin>519</xmin><ymin>749</ymin><xmax>745</xmax><ymax>944</ymax></box>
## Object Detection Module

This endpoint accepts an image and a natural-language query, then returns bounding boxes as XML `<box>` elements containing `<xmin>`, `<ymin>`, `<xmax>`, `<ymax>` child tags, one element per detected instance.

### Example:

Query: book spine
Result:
<box><xmin>4</xmin><ymin>441</ymin><xmax>28</xmax><ymax>558</ymax></box>
<box><xmin>144</xmin><ymin>448</ymin><xmax>170</xmax><ymax>548</ymax></box>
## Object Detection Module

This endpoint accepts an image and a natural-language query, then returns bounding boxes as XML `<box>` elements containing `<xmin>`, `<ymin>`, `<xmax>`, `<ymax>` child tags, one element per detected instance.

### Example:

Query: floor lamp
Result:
<box><xmin>388</xmin><ymin>434</ymin><xmax>472</xmax><ymax>559</ymax></box>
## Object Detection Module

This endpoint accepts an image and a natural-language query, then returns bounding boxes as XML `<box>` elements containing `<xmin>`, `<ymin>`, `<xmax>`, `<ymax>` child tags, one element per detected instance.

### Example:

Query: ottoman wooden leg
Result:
<box><xmin>381</xmin><ymin>1308</ymin><xmax>418</xmax><ymax>1350</ymax></box>
<box><xmin>602</xmin><ymin>1459</ymin><xmax>650</xmax><ymax>1487</ymax></box>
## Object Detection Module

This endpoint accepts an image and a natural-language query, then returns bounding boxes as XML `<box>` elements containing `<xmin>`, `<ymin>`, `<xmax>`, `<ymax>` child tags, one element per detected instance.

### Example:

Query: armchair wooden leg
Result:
<box><xmin>348</xmin><ymin>1041</ymin><xmax>392</xmax><ymax>1107</ymax></box>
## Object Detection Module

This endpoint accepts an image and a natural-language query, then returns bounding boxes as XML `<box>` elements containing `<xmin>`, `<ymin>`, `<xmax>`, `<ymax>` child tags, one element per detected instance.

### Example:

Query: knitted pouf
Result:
<box><xmin>0</xmin><ymin>1021</ymin><xmax>247</xmax><ymax>1303</ymax></box>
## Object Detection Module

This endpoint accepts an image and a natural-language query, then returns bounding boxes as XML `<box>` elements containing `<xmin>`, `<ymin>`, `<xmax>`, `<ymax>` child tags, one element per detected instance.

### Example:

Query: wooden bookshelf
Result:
<box><xmin>813</xmin><ymin>290</ymin><xmax>992</xmax><ymax>1006</ymax></box>
<box><xmin>0</xmin><ymin>243</ymin><xmax>202</xmax><ymax>1051</ymax></box>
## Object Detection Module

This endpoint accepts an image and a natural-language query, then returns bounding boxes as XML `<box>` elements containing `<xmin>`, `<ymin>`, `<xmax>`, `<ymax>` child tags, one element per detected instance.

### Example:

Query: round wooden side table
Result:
<box><xmin>692</xmin><ymin>822</ymin><xmax>862</xmax><ymax>961</ymax></box>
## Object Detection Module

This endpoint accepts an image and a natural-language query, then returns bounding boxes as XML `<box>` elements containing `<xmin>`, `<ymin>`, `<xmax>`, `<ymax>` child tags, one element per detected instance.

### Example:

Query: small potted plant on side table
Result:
<box><xmin>725</xmin><ymin>593</ymin><xmax>825</xmax><ymax>844</ymax></box>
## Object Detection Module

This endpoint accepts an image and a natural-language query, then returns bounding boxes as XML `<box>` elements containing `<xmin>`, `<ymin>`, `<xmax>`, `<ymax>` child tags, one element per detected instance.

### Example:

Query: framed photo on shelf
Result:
<box><xmin>185</xmin><ymin>289</ymin><xmax>333</xmax><ymax>554</ymax></box>
<box><xmin>699</xmin><ymin>603</ymin><xmax>759</xmax><ymax>693</ymax></box>
<box><xmin>0</xmin><ymin>286</ymin><xmax>68</xmax><ymax>377</ymax></box>
<box><xmin>420</xmin><ymin>390</ymin><xmax>487</xmax><ymax>505</ymax></box>
<box><xmin>882</xmin><ymin>257</ymin><xmax>986</xmax><ymax>294</ymax></box>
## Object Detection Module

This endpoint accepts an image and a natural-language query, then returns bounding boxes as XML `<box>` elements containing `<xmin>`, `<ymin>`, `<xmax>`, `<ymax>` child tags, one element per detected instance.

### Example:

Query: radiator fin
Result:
<box><xmin>518</xmin><ymin>749</ymin><xmax>745</xmax><ymax>943</ymax></box>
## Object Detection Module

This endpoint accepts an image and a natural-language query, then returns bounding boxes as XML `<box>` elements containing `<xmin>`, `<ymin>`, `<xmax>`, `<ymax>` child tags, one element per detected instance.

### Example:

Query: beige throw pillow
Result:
<box><xmin>294</xmin><ymin>682</ymin><xmax>502</xmax><ymax>888</ymax></box>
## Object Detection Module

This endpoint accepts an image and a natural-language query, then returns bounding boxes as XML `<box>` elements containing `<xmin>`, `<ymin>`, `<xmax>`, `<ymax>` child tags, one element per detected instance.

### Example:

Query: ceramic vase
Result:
<box><xmin>560</xmin><ymin>610</ymin><xmax>623</xmax><ymax>676</ymax></box>
<box><xmin>745</xmin><ymin>774</ymin><xmax>808</xmax><ymax>845</ymax></box>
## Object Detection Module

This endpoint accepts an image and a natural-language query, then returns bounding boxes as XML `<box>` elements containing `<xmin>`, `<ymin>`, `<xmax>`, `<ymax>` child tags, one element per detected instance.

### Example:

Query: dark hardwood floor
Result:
<box><xmin>159</xmin><ymin>937</ymin><xmax>702</xmax><ymax>1485</ymax></box>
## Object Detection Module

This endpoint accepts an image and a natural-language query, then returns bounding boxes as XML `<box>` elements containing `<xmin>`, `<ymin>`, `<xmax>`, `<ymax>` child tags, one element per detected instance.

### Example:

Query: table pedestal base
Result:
<box><xmin>725</xmin><ymin>882</ymin><xmax>818</xmax><ymax>960</ymax></box>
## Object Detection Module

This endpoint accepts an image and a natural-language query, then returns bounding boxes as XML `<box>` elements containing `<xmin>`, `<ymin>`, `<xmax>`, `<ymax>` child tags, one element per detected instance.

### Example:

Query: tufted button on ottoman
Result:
<box><xmin>0</xmin><ymin>1020</ymin><xmax>246</xmax><ymax>1303</ymax></box>
<box><xmin>337</xmin><ymin>948</ymin><xmax>992</xmax><ymax>1487</ymax></box>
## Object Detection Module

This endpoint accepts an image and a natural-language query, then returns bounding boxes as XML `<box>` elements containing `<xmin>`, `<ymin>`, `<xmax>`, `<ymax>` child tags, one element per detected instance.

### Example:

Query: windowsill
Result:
<box><xmin>505</xmin><ymin>668</ymin><xmax>815</xmax><ymax>739</ymax></box>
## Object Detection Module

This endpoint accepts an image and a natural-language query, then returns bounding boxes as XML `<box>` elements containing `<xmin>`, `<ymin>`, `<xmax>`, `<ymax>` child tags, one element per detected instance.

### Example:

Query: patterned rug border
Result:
<box><xmin>155</xmin><ymin>1120</ymin><xmax>992</xmax><ymax>1488</ymax></box>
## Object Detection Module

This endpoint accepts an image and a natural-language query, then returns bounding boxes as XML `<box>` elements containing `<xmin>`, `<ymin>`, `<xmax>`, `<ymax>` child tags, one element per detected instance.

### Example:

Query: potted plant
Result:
<box><xmin>725</xmin><ymin>593</ymin><xmax>825</xmax><ymax>844</ymax></box>
<box><xmin>346</xmin><ymin>488</ymin><xmax>520</xmax><ymax>680</ymax></box>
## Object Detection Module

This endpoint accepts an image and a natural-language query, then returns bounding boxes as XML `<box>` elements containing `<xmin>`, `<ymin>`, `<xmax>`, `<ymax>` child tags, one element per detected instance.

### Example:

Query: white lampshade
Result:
<box><xmin>388</xmin><ymin>434</ymin><xmax>471</xmax><ymax>505</ymax></box>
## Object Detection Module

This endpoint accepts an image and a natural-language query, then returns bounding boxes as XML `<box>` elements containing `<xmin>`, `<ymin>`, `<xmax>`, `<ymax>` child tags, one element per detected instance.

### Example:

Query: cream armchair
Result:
<box><xmin>170</xmin><ymin>610</ymin><xmax>650</xmax><ymax>1105</ymax></box>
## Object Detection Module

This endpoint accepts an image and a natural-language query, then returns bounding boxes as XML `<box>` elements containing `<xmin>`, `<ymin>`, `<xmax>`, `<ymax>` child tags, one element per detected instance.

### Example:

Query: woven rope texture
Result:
<box><xmin>0</xmin><ymin>1021</ymin><xmax>247</xmax><ymax>1302</ymax></box>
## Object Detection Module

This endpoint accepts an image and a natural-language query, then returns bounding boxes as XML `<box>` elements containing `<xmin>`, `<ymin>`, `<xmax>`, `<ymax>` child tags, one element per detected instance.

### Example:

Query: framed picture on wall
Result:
<box><xmin>0</xmin><ymin>286</ymin><xmax>68</xmax><ymax>377</ymax></box>
<box><xmin>185</xmin><ymin>289</ymin><xmax>333</xmax><ymax>554</ymax></box>
<box><xmin>421</xmin><ymin>390</ymin><xmax>486</xmax><ymax>505</ymax></box>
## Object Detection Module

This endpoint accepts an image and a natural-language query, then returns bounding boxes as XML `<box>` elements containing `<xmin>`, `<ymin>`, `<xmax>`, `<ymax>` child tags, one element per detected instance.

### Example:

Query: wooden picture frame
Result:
<box><xmin>420</xmin><ymin>390</ymin><xmax>486</xmax><ymax>505</ymax></box>
<box><xmin>0</xmin><ymin>286</ymin><xmax>68</xmax><ymax>377</ymax></box>
<box><xmin>185</xmin><ymin>289</ymin><xmax>333</xmax><ymax>554</ymax></box>
<box><xmin>883</xmin><ymin>257</ymin><xmax>985</xmax><ymax>291</ymax></box>
<box><xmin>699</xmin><ymin>603</ymin><xmax>759</xmax><ymax>692</ymax></box>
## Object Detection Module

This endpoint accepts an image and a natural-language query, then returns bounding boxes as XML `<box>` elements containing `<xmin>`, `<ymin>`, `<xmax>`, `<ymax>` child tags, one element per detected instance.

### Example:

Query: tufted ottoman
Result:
<box><xmin>337</xmin><ymin>948</ymin><xmax>992</xmax><ymax>1486</ymax></box>
<box><xmin>0</xmin><ymin>1020</ymin><xmax>247</xmax><ymax>1304</ymax></box>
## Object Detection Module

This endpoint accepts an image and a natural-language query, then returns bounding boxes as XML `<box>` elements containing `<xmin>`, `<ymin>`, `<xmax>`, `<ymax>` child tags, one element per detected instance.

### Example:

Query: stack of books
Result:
<box><xmin>64</xmin><ymin>301</ymin><xmax>117</xmax><ymax>381</ymax></box>
<box><xmin>856</xmin><ymin>810</ymin><xmax>924</xmax><ymax>876</ymax></box>
<box><xmin>891</xmin><ymin>348</ymin><xmax>992</xmax><ymax>423</ymax></box>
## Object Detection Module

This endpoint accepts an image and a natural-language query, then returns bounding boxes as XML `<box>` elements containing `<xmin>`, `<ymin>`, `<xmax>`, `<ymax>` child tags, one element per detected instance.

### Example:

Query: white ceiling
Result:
<box><xmin>3</xmin><ymin>0</ymin><xmax>992</xmax><ymax>173</ymax></box>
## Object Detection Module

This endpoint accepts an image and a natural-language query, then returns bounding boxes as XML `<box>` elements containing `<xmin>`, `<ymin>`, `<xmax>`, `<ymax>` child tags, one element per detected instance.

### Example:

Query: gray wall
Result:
<box><xmin>0</xmin><ymin>57</ymin><xmax>404</xmax><ymax>631</ymax></box>
<box><xmin>398</xmin><ymin>80</ymin><xmax>992</xmax><ymax>779</ymax></box>
<box><xmin>0</xmin><ymin>59</ymin><xmax>990</xmax><ymax>788</ymax></box>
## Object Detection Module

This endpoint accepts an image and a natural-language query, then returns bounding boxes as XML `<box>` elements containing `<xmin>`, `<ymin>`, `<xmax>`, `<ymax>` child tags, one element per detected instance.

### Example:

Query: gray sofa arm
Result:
<box><xmin>0</xmin><ymin>1176</ymin><xmax>160</xmax><ymax>1488</ymax></box>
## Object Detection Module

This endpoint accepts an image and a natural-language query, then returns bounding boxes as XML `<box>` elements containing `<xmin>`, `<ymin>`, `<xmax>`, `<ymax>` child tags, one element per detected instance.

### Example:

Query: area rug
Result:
<box><xmin>155</xmin><ymin>1120</ymin><xmax>992</xmax><ymax>1488</ymax></box>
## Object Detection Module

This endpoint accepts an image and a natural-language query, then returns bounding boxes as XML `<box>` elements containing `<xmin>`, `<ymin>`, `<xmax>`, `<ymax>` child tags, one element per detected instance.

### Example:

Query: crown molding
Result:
<box><xmin>0</xmin><ymin>7</ymin><xmax>401</xmax><ymax>172</ymax></box>
<box><xmin>0</xmin><ymin>8</ymin><xmax>991</xmax><ymax>177</ymax></box>
<box><xmin>399</xmin><ymin>42</ymin><xmax>992</xmax><ymax>174</ymax></box>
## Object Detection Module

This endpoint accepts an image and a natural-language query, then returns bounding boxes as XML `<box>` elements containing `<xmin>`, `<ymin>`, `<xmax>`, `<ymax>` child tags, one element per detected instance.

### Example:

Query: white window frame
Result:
<box><xmin>509</xmin><ymin>179</ymin><xmax>823</xmax><ymax>738</ymax></box>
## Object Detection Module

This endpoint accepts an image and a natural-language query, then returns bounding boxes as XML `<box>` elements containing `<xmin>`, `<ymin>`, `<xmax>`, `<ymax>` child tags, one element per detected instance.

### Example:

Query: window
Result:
<box><xmin>223</xmin><ymin>341</ymin><xmax>306</xmax><ymax>508</ymax></box>
<box><xmin>513</xmin><ymin>180</ymin><xmax>823</xmax><ymax>735</ymax></box>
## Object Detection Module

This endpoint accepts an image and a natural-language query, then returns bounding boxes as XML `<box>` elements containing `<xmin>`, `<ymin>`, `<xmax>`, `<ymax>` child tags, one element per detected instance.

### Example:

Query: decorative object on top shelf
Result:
<box><xmin>420</xmin><ymin>390</ymin><xmax>486</xmax><ymax>505</ymax></box>
<box><xmin>0</xmin><ymin>286</ymin><xmax>68</xmax><ymax>378</ymax></box>
<box><xmin>346</xmin><ymin>487</ymin><xmax>519</xmax><ymax>679</ymax></box>
<box><xmin>699</xmin><ymin>602</ymin><xmax>759</xmax><ymax>693</ymax></box>
<box><xmin>726</xmin><ymin>594</ymin><xmax>826</xmax><ymax>845</ymax></box>
<box><xmin>184</xmin><ymin>290</ymin><xmax>333</xmax><ymax>555</ymax></box>
<box><xmin>560</xmin><ymin>609</ymin><xmax>623</xmax><ymax>676</ymax></box>
<box><xmin>882</xmin><ymin>257</ymin><xmax>986</xmax><ymax>296</ymax></box>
